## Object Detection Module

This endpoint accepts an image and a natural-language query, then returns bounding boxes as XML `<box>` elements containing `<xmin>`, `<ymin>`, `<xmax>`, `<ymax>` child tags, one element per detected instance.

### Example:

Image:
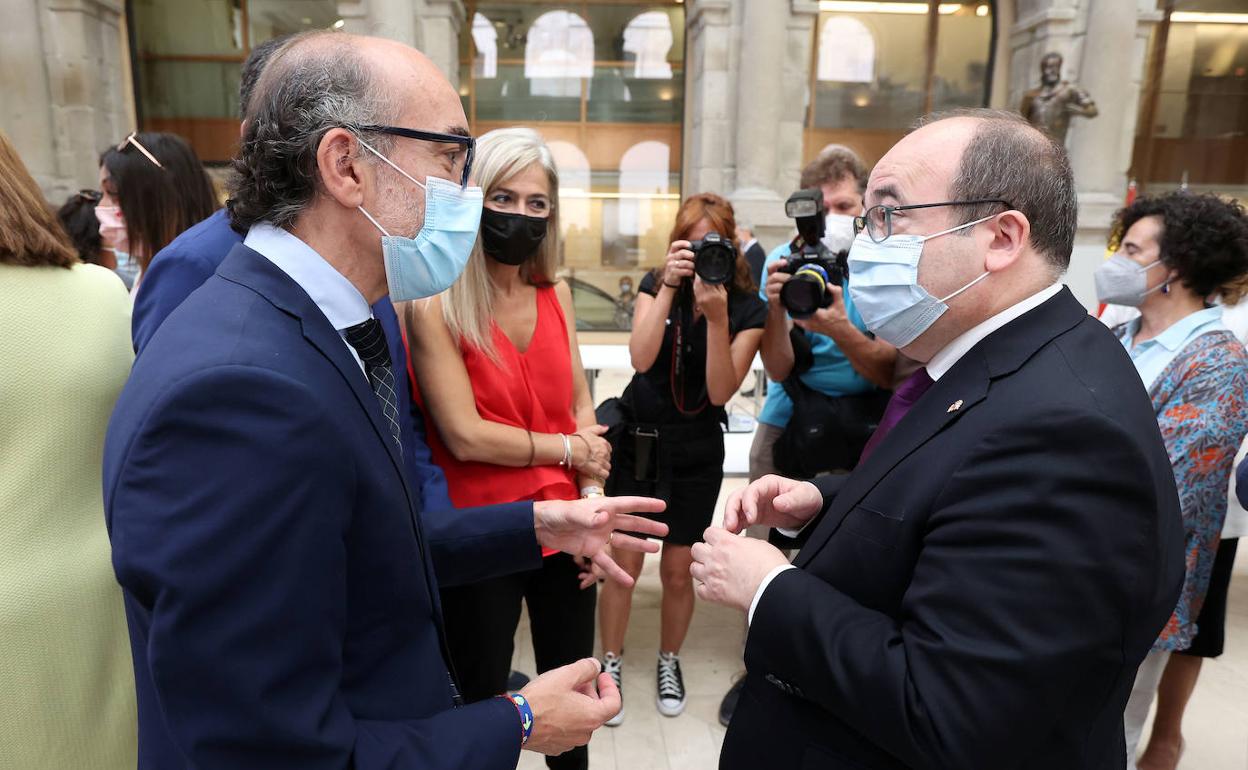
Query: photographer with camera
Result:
<box><xmin>597</xmin><ymin>193</ymin><xmax>766</xmax><ymax>724</ymax></box>
<box><xmin>717</xmin><ymin>146</ymin><xmax>897</xmax><ymax>726</ymax></box>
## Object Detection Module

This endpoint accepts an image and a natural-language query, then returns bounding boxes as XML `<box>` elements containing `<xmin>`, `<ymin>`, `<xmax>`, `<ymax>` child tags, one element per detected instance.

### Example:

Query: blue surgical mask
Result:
<box><xmin>107</xmin><ymin>248</ymin><xmax>139</xmax><ymax>291</ymax></box>
<box><xmin>847</xmin><ymin>214</ymin><xmax>997</xmax><ymax>348</ymax></box>
<box><xmin>356</xmin><ymin>138</ymin><xmax>484</xmax><ymax>302</ymax></box>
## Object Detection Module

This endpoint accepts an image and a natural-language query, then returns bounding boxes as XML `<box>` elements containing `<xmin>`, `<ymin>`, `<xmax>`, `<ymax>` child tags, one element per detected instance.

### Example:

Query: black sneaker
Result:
<box><xmin>603</xmin><ymin>652</ymin><xmax>624</xmax><ymax>726</ymax></box>
<box><xmin>656</xmin><ymin>651</ymin><xmax>686</xmax><ymax>717</ymax></box>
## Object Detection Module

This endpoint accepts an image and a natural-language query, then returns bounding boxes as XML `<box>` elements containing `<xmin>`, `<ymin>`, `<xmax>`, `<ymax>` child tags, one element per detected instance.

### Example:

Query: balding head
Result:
<box><xmin>227</xmin><ymin>32</ymin><xmax>472</xmax><ymax>303</ymax></box>
<box><xmin>861</xmin><ymin>109</ymin><xmax>1073</xmax><ymax>360</ymax></box>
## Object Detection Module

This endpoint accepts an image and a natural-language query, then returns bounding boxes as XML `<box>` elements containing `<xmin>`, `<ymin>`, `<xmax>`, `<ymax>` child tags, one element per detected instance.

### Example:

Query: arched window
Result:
<box><xmin>617</xmin><ymin>140</ymin><xmax>671</xmax><ymax>238</ymax></box>
<box><xmin>471</xmin><ymin>13</ymin><xmax>497</xmax><ymax>79</ymax></box>
<box><xmin>623</xmin><ymin>11</ymin><xmax>674</xmax><ymax>80</ymax></box>
<box><xmin>818</xmin><ymin>16</ymin><xmax>874</xmax><ymax>83</ymax></box>
<box><xmin>525</xmin><ymin>10</ymin><xmax>594</xmax><ymax>98</ymax></box>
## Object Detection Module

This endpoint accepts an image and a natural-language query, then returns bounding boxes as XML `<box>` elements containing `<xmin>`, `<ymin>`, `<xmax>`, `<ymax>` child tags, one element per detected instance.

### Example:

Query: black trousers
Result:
<box><xmin>441</xmin><ymin>552</ymin><xmax>597</xmax><ymax>770</ymax></box>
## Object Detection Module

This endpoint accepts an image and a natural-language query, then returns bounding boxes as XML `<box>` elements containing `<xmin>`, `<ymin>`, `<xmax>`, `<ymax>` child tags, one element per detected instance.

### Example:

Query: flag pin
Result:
<box><xmin>947</xmin><ymin>400</ymin><xmax>963</xmax><ymax>413</ymax></box>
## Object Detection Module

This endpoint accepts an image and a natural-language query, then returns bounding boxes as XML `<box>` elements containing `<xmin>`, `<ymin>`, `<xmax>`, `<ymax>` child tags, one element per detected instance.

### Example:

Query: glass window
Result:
<box><xmin>804</xmin><ymin>1</ymin><xmax>994</xmax><ymax>168</ymax></box>
<box><xmin>463</xmin><ymin>1</ymin><xmax>686</xmax><ymax>325</ymax></box>
<box><xmin>1132</xmin><ymin>4</ymin><xmax>1248</xmax><ymax>197</ymax></box>
<box><xmin>130</xmin><ymin>0</ymin><xmax>343</xmax><ymax>162</ymax></box>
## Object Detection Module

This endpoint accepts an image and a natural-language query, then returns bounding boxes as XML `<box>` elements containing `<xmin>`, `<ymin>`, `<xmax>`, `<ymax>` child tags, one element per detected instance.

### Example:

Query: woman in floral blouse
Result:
<box><xmin>1095</xmin><ymin>191</ymin><xmax>1248</xmax><ymax>770</ymax></box>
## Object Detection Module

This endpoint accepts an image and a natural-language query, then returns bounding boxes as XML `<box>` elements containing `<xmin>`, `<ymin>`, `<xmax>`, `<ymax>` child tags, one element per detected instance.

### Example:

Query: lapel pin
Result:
<box><xmin>947</xmin><ymin>400</ymin><xmax>963</xmax><ymax>413</ymax></box>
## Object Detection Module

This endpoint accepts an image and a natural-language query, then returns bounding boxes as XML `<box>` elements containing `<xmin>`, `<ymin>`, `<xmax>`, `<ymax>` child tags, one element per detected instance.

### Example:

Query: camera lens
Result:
<box><xmin>694</xmin><ymin>242</ymin><xmax>735</xmax><ymax>285</ymax></box>
<box><xmin>780</xmin><ymin>265</ymin><xmax>830</xmax><ymax>319</ymax></box>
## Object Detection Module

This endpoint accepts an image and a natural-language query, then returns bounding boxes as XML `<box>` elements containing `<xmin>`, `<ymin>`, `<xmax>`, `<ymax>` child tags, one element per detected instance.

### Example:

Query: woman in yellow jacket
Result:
<box><xmin>0</xmin><ymin>130</ymin><xmax>136</xmax><ymax>769</ymax></box>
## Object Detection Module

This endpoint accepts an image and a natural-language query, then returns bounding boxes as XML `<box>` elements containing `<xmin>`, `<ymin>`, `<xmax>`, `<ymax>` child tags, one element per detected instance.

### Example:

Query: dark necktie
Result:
<box><xmin>858</xmin><ymin>367</ymin><xmax>935</xmax><ymax>463</ymax></box>
<box><xmin>343</xmin><ymin>318</ymin><xmax>402</xmax><ymax>452</ymax></box>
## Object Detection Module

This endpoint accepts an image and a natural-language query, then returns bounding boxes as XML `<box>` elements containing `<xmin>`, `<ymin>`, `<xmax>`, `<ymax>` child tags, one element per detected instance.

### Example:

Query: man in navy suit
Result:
<box><xmin>691</xmin><ymin>110</ymin><xmax>1185</xmax><ymax>768</ymax></box>
<box><xmin>131</xmin><ymin>35</ymin><xmax>451</xmax><ymax>512</ymax></box>
<box><xmin>104</xmin><ymin>31</ymin><xmax>665</xmax><ymax>769</ymax></box>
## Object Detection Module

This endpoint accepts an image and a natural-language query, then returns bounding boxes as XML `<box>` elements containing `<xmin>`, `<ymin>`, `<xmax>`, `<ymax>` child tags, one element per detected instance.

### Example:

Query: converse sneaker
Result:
<box><xmin>603</xmin><ymin>652</ymin><xmax>624</xmax><ymax>726</ymax></box>
<box><xmin>656</xmin><ymin>651</ymin><xmax>687</xmax><ymax>717</ymax></box>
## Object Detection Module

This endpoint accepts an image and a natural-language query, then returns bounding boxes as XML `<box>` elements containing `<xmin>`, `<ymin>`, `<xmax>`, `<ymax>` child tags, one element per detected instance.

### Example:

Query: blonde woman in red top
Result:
<box><xmin>404</xmin><ymin>127</ymin><xmax>613</xmax><ymax>770</ymax></box>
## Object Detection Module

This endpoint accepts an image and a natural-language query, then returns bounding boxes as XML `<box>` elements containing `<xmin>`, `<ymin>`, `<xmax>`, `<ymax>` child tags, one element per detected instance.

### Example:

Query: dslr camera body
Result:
<box><xmin>690</xmin><ymin>231</ymin><xmax>737</xmax><ymax>286</ymax></box>
<box><xmin>779</xmin><ymin>188</ymin><xmax>848</xmax><ymax>320</ymax></box>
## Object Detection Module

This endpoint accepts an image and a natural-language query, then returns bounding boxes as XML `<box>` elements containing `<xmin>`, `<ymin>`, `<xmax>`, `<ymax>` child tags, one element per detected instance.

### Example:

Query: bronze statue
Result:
<box><xmin>1019</xmin><ymin>52</ymin><xmax>1098</xmax><ymax>143</ymax></box>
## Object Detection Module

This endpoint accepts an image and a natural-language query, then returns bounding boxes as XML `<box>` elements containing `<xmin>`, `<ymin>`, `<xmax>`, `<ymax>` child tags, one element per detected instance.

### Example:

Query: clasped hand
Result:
<box><xmin>689</xmin><ymin>475</ymin><xmax>823</xmax><ymax>612</ymax></box>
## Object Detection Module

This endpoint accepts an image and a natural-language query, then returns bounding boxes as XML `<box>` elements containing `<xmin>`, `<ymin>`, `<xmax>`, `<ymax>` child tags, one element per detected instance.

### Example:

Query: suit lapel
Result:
<box><xmin>794</xmin><ymin>352</ymin><xmax>989</xmax><ymax>568</ymax></box>
<box><xmin>216</xmin><ymin>244</ymin><xmax>415</xmax><ymax>513</ymax></box>
<box><xmin>793</xmin><ymin>287</ymin><xmax>1090</xmax><ymax>569</ymax></box>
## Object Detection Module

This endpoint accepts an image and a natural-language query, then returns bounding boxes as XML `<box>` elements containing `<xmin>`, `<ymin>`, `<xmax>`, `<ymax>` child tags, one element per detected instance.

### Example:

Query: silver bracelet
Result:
<box><xmin>560</xmin><ymin>433</ymin><xmax>573</xmax><ymax>468</ymax></box>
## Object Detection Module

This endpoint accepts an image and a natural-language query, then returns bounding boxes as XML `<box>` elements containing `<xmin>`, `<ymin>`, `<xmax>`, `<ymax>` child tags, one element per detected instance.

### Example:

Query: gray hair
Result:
<box><xmin>915</xmin><ymin>108</ymin><xmax>1077</xmax><ymax>273</ymax></box>
<box><xmin>228</xmin><ymin>32</ymin><xmax>397</xmax><ymax>231</ymax></box>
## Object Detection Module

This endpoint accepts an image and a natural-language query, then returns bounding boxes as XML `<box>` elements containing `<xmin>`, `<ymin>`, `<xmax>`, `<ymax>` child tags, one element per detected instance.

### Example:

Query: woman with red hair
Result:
<box><xmin>597</xmin><ymin>193</ymin><xmax>765</xmax><ymax>723</ymax></box>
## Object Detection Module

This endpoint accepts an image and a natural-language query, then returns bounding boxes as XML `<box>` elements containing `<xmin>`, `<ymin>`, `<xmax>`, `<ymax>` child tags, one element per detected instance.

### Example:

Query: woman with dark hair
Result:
<box><xmin>0</xmin><ymin>129</ymin><xmax>136</xmax><ymax>767</ymax></box>
<box><xmin>1097</xmin><ymin>192</ymin><xmax>1248</xmax><ymax>770</ymax></box>
<box><xmin>597</xmin><ymin>193</ymin><xmax>765</xmax><ymax>723</ymax></box>
<box><xmin>97</xmin><ymin>131</ymin><xmax>218</xmax><ymax>291</ymax></box>
<box><xmin>56</xmin><ymin>190</ymin><xmax>109</xmax><ymax>265</ymax></box>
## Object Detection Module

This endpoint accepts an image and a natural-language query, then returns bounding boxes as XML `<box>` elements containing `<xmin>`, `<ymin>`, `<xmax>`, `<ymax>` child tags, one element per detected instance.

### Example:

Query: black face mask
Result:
<box><xmin>480</xmin><ymin>207</ymin><xmax>548</xmax><ymax>266</ymax></box>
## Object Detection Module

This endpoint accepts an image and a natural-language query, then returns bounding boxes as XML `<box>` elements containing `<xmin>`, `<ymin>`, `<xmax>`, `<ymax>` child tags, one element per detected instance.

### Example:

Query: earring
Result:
<box><xmin>1161</xmin><ymin>283</ymin><xmax>1170</xmax><ymax>295</ymax></box>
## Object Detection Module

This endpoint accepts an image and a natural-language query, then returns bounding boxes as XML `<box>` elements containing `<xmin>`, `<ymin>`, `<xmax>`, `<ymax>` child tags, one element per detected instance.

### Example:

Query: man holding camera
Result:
<box><xmin>718</xmin><ymin>146</ymin><xmax>898</xmax><ymax>725</ymax></box>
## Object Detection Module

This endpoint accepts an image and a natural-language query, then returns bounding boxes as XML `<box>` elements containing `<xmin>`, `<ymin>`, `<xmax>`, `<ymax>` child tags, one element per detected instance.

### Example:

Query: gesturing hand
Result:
<box><xmin>690</xmin><ymin>527</ymin><xmax>791</xmax><ymax>613</ymax></box>
<box><xmin>519</xmin><ymin>658</ymin><xmax>621</xmax><ymax>755</ymax></box>
<box><xmin>722</xmin><ymin>474</ymin><xmax>823</xmax><ymax>534</ymax></box>
<box><xmin>533</xmin><ymin>496</ymin><xmax>667</xmax><ymax>587</ymax></box>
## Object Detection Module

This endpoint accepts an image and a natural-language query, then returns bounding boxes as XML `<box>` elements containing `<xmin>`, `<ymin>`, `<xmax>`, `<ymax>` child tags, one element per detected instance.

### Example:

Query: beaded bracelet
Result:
<box><xmin>508</xmin><ymin>693</ymin><xmax>534</xmax><ymax>745</ymax></box>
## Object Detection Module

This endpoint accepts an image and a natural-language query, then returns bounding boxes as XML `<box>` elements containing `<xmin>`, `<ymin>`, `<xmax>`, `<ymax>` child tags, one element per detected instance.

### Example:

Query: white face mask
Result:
<box><xmin>846</xmin><ymin>213</ymin><xmax>997</xmax><ymax>348</ymax></box>
<box><xmin>822</xmin><ymin>213</ymin><xmax>857</xmax><ymax>255</ymax></box>
<box><xmin>1093</xmin><ymin>255</ymin><xmax>1165</xmax><ymax>307</ymax></box>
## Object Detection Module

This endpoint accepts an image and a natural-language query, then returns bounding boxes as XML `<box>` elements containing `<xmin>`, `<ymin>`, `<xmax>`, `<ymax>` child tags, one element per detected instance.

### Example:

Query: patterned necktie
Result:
<box><xmin>343</xmin><ymin>318</ymin><xmax>402</xmax><ymax>452</ymax></box>
<box><xmin>858</xmin><ymin>367</ymin><xmax>935</xmax><ymax>463</ymax></box>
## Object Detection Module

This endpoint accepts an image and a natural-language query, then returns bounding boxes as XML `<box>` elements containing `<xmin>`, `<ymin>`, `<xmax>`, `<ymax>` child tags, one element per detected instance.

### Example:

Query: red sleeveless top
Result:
<box><xmin>414</xmin><ymin>286</ymin><xmax>578</xmax><ymax>553</ymax></box>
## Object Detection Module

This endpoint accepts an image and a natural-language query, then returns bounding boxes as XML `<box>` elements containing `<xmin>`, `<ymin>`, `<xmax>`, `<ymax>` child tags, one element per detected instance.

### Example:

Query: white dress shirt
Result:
<box><xmin>244</xmin><ymin>222</ymin><xmax>373</xmax><ymax>375</ymax></box>
<box><xmin>747</xmin><ymin>283</ymin><xmax>1067</xmax><ymax>623</ymax></box>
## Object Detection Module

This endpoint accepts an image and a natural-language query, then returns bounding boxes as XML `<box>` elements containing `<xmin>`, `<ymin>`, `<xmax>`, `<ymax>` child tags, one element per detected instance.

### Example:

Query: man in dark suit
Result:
<box><xmin>691</xmin><ymin>109</ymin><xmax>1184</xmax><ymax>769</ymax></box>
<box><xmin>104</xmin><ymin>32</ymin><xmax>665</xmax><ymax>769</ymax></box>
<box><xmin>738</xmin><ymin>224</ymin><xmax>767</xmax><ymax>288</ymax></box>
<box><xmin>131</xmin><ymin>35</ymin><xmax>452</xmax><ymax>513</ymax></box>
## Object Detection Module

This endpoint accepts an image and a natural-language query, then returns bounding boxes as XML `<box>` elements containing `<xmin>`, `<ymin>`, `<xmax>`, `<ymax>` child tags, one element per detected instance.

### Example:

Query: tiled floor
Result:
<box><xmin>513</xmin><ymin>476</ymin><xmax>1248</xmax><ymax>769</ymax></box>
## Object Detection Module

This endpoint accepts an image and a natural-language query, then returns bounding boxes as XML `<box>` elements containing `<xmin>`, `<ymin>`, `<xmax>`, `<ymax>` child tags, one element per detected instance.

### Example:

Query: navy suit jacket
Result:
<box><xmin>104</xmin><ymin>244</ymin><xmax>542</xmax><ymax>769</ymax></box>
<box><xmin>723</xmin><ymin>289</ymin><xmax>1185</xmax><ymax>770</ymax></box>
<box><xmin>132</xmin><ymin>209</ymin><xmax>452</xmax><ymax>512</ymax></box>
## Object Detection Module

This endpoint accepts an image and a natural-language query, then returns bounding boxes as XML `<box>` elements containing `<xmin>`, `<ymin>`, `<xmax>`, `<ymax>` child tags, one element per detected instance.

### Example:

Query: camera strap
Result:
<box><xmin>669</xmin><ymin>284</ymin><xmax>709</xmax><ymax>416</ymax></box>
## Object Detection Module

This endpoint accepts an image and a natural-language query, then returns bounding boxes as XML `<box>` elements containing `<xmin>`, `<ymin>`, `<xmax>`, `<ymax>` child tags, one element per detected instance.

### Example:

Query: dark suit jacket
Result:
<box><xmin>104</xmin><ymin>244</ymin><xmax>542</xmax><ymax>769</ymax></box>
<box><xmin>722</xmin><ymin>288</ymin><xmax>1184</xmax><ymax>770</ymax></box>
<box><xmin>132</xmin><ymin>209</ymin><xmax>453</xmax><ymax>512</ymax></box>
<box><xmin>745</xmin><ymin>240</ymin><xmax>767</xmax><ymax>288</ymax></box>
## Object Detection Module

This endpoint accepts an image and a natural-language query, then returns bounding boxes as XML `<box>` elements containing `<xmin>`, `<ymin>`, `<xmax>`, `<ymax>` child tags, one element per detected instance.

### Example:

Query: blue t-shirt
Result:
<box><xmin>757</xmin><ymin>242</ymin><xmax>876</xmax><ymax>428</ymax></box>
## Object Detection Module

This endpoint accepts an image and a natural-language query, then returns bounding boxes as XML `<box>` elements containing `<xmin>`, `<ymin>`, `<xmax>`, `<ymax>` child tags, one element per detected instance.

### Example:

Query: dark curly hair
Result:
<box><xmin>1113</xmin><ymin>192</ymin><xmax>1248</xmax><ymax>303</ymax></box>
<box><xmin>56</xmin><ymin>192</ymin><xmax>104</xmax><ymax>264</ymax></box>
<box><xmin>228</xmin><ymin>31</ymin><xmax>397</xmax><ymax>233</ymax></box>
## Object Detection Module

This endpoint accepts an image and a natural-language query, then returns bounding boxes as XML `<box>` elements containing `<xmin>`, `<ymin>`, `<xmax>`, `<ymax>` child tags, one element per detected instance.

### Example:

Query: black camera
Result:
<box><xmin>690</xmin><ymin>231</ymin><xmax>736</xmax><ymax>285</ymax></box>
<box><xmin>779</xmin><ymin>188</ymin><xmax>846</xmax><ymax>319</ymax></box>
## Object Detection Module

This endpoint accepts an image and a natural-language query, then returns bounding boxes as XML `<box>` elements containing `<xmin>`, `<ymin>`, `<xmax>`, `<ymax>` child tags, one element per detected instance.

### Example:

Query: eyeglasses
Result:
<box><xmin>354</xmin><ymin>125</ymin><xmax>476</xmax><ymax>188</ymax></box>
<box><xmin>75</xmin><ymin>189</ymin><xmax>102</xmax><ymax>204</ymax></box>
<box><xmin>116</xmin><ymin>132</ymin><xmax>165</xmax><ymax>170</ymax></box>
<box><xmin>853</xmin><ymin>199</ymin><xmax>1012</xmax><ymax>243</ymax></box>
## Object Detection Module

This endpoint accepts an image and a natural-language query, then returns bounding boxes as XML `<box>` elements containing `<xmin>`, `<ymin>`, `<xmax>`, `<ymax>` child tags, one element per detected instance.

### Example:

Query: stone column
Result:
<box><xmin>729</xmin><ymin>0</ymin><xmax>818</xmax><ymax>251</ymax></box>
<box><xmin>418</xmin><ymin>0</ymin><xmax>466</xmax><ymax>87</ymax></box>
<box><xmin>1</xmin><ymin>0</ymin><xmax>132</xmax><ymax>199</ymax></box>
<box><xmin>337</xmin><ymin>0</ymin><xmax>464</xmax><ymax>83</ymax></box>
<box><xmin>682</xmin><ymin>0</ymin><xmax>737</xmax><ymax>198</ymax></box>
<box><xmin>1063</xmin><ymin>0</ymin><xmax>1159</xmax><ymax>307</ymax></box>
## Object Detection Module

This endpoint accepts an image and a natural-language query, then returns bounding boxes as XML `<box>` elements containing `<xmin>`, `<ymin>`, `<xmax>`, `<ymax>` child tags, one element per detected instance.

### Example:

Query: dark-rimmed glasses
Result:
<box><xmin>853</xmin><ymin>199</ymin><xmax>1012</xmax><ymax>243</ymax></box>
<box><xmin>354</xmin><ymin>124</ymin><xmax>476</xmax><ymax>188</ymax></box>
<box><xmin>117</xmin><ymin>132</ymin><xmax>165</xmax><ymax>170</ymax></box>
